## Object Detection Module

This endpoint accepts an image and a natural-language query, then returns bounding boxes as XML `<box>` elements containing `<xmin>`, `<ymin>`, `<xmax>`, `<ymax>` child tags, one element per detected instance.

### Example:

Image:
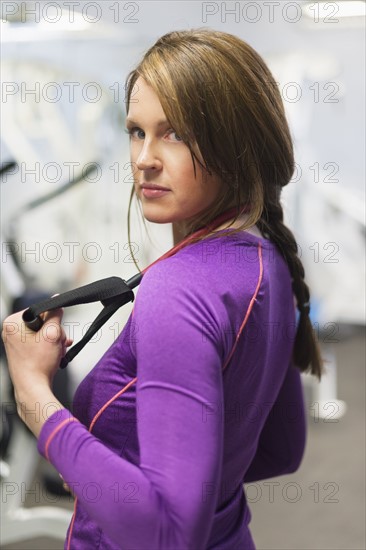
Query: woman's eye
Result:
<box><xmin>124</xmin><ymin>127</ymin><xmax>144</xmax><ymax>139</ymax></box>
<box><xmin>170</xmin><ymin>131</ymin><xmax>183</xmax><ymax>142</ymax></box>
<box><xmin>124</xmin><ymin>127</ymin><xmax>182</xmax><ymax>142</ymax></box>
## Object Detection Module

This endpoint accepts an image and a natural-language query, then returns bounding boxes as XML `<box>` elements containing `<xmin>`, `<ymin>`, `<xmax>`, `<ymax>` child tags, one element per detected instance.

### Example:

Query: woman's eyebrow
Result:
<box><xmin>125</xmin><ymin>118</ymin><xmax>169</xmax><ymax>127</ymax></box>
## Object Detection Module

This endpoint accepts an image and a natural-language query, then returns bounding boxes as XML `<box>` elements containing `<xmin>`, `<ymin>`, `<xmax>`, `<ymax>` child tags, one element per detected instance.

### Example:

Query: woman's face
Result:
<box><xmin>126</xmin><ymin>77</ymin><xmax>224</xmax><ymax>232</ymax></box>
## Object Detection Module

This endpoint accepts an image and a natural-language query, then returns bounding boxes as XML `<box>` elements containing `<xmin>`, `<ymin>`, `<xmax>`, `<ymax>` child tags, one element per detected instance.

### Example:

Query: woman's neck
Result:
<box><xmin>172</xmin><ymin>222</ymin><xmax>185</xmax><ymax>246</ymax></box>
<box><xmin>172</xmin><ymin>212</ymin><xmax>263</xmax><ymax>246</ymax></box>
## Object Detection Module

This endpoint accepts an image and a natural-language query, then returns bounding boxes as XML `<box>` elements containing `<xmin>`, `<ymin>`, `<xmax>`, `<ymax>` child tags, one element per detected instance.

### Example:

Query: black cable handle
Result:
<box><xmin>22</xmin><ymin>274</ymin><xmax>143</xmax><ymax>368</ymax></box>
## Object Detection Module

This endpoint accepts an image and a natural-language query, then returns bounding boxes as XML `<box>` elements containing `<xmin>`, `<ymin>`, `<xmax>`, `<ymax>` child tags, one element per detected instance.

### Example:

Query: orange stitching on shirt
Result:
<box><xmin>67</xmin><ymin>497</ymin><xmax>78</xmax><ymax>550</ymax></box>
<box><xmin>222</xmin><ymin>242</ymin><xmax>263</xmax><ymax>372</ymax></box>
<box><xmin>44</xmin><ymin>417</ymin><xmax>79</xmax><ymax>461</ymax></box>
<box><xmin>66</xmin><ymin>377</ymin><xmax>138</xmax><ymax>548</ymax></box>
<box><xmin>88</xmin><ymin>377</ymin><xmax>138</xmax><ymax>433</ymax></box>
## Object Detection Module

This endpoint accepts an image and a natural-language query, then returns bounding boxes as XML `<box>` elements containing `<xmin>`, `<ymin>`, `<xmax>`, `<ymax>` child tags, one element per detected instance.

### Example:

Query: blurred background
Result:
<box><xmin>0</xmin><ymin>1</ymin><xmax>365</xmax><ymax>548</ymax></box>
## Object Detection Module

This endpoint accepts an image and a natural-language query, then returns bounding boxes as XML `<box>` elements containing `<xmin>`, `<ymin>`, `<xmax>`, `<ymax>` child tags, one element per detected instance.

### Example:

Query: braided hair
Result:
<box><xmin>257</xmin><ymin>198</ymin><xmax>324</xmax><ymax>378</ymax></box>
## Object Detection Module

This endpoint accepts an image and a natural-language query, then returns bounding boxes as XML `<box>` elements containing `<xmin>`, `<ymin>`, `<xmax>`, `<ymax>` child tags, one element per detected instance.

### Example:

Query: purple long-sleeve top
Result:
<box><xmin>37</xmin><ymin>229</ymin><xmax>307</xmax><ymax>549</ymax></box>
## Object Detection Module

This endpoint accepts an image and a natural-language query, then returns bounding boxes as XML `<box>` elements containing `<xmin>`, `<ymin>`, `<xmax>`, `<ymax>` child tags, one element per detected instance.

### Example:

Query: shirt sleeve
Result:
<box><xmin>37</xmin><ymin>259</ymin><xmax>224</xmax><ymax>549</ymax></box>
<box><xmin>243</xmin><ymin>363</ymin><xmax>307</xmax><ymax>483</ymax></box>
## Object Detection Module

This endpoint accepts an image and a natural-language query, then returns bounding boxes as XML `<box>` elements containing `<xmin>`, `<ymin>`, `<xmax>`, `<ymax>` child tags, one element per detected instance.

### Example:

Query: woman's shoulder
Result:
<box><xmin>136</xmin><ymin>230</ymin><xmax>275</xmax><ymax>302</ymax></box>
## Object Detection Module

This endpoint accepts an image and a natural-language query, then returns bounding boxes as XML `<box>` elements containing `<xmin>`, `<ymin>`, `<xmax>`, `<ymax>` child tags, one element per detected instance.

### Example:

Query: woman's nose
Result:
<box><xmin>136</xmin><ymin>140</ymin><xmax>162</xmax><ymax>171</ymax></box>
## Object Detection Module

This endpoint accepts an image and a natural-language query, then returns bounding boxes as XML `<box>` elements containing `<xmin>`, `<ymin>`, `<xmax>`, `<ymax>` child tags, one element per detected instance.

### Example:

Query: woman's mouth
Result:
<box><xmin>140</xmin><ymin>183</ymin><xmax>171</xmax><ymax>198</ymax></box>
<box><xmin>141</xmin><ymin>188</ymin><xmax>171</xmax><ymax>198</ymax></box>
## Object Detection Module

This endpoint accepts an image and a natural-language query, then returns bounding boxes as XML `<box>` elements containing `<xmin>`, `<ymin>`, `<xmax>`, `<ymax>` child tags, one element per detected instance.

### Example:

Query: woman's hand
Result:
<box><xmin>1</xmin><ymin>305</ymin><xmax>73</xmax><ymax>437</ymax></box>
<box><xmin>2</xmin><ymin>306</ymin><xmax>73</xmax><ymax>391</ymax></box>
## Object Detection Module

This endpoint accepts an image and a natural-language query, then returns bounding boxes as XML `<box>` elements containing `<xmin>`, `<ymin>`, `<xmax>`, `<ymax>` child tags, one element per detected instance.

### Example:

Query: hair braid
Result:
<box><xmin>257</xmin><ymin>200</ymin><xmax>325</xmax><ymax>380</ymax></box>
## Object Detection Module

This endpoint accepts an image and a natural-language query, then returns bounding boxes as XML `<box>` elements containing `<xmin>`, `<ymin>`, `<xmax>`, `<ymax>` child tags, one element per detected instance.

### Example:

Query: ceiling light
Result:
<box><xmin>303</xmin><ymin>1</ymin><xmax>365</xmax><ymax>20</ymax></box>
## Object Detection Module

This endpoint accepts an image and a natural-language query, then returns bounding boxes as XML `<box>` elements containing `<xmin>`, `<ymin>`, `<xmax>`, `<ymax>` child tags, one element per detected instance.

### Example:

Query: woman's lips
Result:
<box><xmin>140</xmin><ymin>183</ymin><xmax>170</xmax><ymax>190</ymax></box>
<box><xmin>141</xmin><ymin>188</ymin><xmax>171</xmax><ymax>198</ymax></box>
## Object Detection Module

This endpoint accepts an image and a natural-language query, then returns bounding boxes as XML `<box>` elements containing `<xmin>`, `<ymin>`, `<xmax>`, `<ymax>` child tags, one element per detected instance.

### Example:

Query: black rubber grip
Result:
<box><xmin>20</xmin><ymin>274</ymin><xmax>144</xmax><ymax>366</ymax></box>
<box><xmin>22</xmin><ymin>309</ymin><xmax>44</xmax><ymax>331</ymax></box>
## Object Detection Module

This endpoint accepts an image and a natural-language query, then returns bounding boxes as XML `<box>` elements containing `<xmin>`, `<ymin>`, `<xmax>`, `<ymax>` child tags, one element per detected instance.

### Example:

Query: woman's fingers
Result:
<box><xmin>41</xmin><ymin>295</ymin><xmax>75</xmax><ymax>356</ymax></box>
<box><xmin>41</xmin><ymin>308</ymin><xmax>65</xmax><ymax>343</ymax></box>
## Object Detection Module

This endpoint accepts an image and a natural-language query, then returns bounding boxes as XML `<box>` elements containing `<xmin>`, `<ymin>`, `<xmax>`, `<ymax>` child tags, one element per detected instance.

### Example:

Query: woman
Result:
<box><xmin>2</xmin><ymin>29</ymin><xmax>324</xmax><ymax>549</ymax></box>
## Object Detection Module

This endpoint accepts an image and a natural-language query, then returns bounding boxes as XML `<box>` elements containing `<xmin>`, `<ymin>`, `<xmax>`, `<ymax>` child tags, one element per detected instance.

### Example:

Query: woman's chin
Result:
<box><xmin>140</xmin><ymin>207</ymin><xmax>173</xmax><ymax>225</ymax></box>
